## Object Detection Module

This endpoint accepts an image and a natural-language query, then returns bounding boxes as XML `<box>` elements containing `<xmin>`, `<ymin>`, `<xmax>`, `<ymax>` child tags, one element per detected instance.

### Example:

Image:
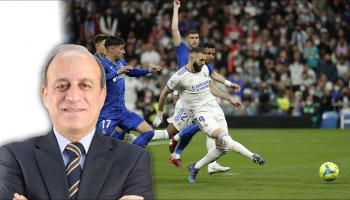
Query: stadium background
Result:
<box><xmin>65</xmin><ymin>0</ymin><xmax>350</xmax><ymax>128</ymax></box>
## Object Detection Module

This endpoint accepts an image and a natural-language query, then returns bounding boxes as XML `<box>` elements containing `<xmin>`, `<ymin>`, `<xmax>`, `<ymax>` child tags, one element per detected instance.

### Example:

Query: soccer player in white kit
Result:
<box><xmin>156</xmin><ymin>47</ymin><xmax>265</xmax><ymax>183</ymax></box>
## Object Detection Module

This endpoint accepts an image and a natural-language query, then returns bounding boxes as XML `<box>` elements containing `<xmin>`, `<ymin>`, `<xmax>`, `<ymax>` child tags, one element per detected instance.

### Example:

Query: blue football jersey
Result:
<box><xmin>99</xmin><ymin>56</ymin><xmax>128</xmax><ymax>120</ymax></box>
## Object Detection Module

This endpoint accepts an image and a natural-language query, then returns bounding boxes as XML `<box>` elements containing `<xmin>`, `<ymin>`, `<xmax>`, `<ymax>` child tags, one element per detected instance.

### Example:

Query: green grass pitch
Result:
<box><xmin>146</xmin><ymin>129</ymin><xmax>350</xmax><ymax>199</ymax></box>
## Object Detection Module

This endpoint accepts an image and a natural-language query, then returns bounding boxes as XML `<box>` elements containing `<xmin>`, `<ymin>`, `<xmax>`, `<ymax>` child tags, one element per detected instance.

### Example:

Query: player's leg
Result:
<box><xmin>187</xmin><ymin>112</ymin><xmax>228</xmax><ymax>182</ymax></box>
<box><xmin>120</xmin><ymin>110</ymin><xmax>154</xmax><ymax>148</ymax></box>
<box><xmin>170</xmin><ymin>123</ymin><xmax>199</xmax><ymax>153</ymax></box>
<box><xmin>169</xmin><ymin>123</ymin><xmax>199</xmax><ymax>167</ymax></box>
<box><xmin>168</xmin><ymin>104</ymin><xmax>198</xmax><ymax>155</ymax></box>
<box><xmin>213</xmin><ymin>129</ymin><xmax>265</xmax><ymax>165</ymax></box>
<box><xmin>110</xmin><ymin>126</ymin><xmax>129</xmax><ymax>140</ymax></box>
<box><xmin>167</xmin><ymin>108</ymin><xmax>196</xmax><ymax>167</ymax></box>
<box><xmin>188</xmin><ymin>106</ymin><xmax>265</xmax><ymax>182</ymax></box>
<box><xmin>96</xmin><ymin>119</ymin><xmax>120</xmax><ymax>137</ymax></box>
<box><xmin>206</xmin><ymin>136</ymin><xmax>231</xmax><ymax>174</ymax></box>
<box><xmin>133</xmin><ymin>121</ymin><xmax>155</xmax><ymax>147</ymax></box>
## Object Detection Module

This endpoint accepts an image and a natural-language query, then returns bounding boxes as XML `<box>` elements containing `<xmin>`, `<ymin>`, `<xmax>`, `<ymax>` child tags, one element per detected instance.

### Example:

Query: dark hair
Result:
<box><xmin>190</xmin><ymin>47</ymin><xmax>202</xmax><ymax>54</ymax></box>
<box><xmin>203</xmin><ymin>42</ymin><xmax>216</xmax><ymax>49</ymax></box>
<box><xmin>104</xmin><ymin>36</ymin><xmax>125</xmax><ymax>48</ymax></box>
<box><xmin>94</xmin><ymin>34</ymin><xmax>109</xmax><ymax>46</ymax></box>
<box><xmin>188</xmin><ymin>29</ymin><xmax>199</xmax><ymax>35</ymax></box>
<box><xmin>42</xmin><ymin>44</ymin><xmax>106</xmax><ymax>89</ymax></box>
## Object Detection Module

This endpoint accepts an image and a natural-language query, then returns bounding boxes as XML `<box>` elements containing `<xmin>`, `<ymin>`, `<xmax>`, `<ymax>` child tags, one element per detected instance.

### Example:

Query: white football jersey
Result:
<box><xmin>167</xmin><ymin>65</ymin><xmax>216</xmax><ymax>113</ymax></box>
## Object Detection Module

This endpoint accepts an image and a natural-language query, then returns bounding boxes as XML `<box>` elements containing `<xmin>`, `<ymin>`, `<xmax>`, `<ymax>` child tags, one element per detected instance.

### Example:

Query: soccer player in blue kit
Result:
<box><xmin>93</xmin><ymin>34</ymin><xmax>108</xmax><ymax>60</ymax></box>
<box><xmin>97</xmin><ymin>36</ymin><xmax>161</xmax><ymax>148</ymax></box>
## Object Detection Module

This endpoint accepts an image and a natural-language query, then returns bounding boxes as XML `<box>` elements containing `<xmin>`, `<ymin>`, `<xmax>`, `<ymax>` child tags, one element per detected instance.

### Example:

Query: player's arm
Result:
<box><xmin>121</xmin><ymin>59</ymin><xmax>161</xmax><ymax>77</ymax></box>
<box><xmin>100</xmin><ymin>60</ymin><xmax>128</xmax><ymax>81</ymax></box>
<box><xmin>153</xmin><ymin>85</ymin><xmax>172</xmax><ymax>127</ymax></box>
<box><xmin>209</xmin><ymin>67</ymin><xmax>240</xmax><ymax>93</ymax></box>
<box><xmin>153</xmin><ymin>72</ymin><xmax>180</xmax><ymax>127</ymax></box>
<box><xmin>171</xmin><ymin>0</ymin><xmax>182</xmax><ymax>47</ymax></box>
<box><xmin>209</xmin><ymin>83</ymin><xmax>243</xmax><ymax>111</ymax></box>
<box><xmin>125</xmin><ymin>66</ymin><xmax>161</xmax><ymax>77</ymax></box>
<box><xmin>158</xmin><ymin>85</ymin><xmax>172</xmax><ymax>113</ymax></box>
<box><xmin>172</xmin><ymin>90</ymin><xmax>179</xmax><ymax>106</ymax></box>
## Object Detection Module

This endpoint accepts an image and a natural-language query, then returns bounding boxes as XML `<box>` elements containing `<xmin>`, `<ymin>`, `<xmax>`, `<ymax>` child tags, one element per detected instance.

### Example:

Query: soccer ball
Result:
<box><xmin>319</xmin><ymin>162</ymin><xmax>339</xmax><ymax>181</ymax></box>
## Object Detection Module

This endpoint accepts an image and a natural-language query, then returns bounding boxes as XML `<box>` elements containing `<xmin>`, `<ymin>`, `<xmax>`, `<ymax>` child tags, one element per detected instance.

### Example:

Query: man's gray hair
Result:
<box><xmin>41</xmin><ymin>44</ymin><xmax>106</xmax><ymax>88</ymax></box>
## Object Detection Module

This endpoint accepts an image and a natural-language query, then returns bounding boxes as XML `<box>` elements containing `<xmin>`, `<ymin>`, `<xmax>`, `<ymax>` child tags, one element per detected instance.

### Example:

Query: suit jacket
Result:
<box><xmin>0</xmin><ymin>131</ymin><xmax>154</xmax><ymax>200</ymax></box>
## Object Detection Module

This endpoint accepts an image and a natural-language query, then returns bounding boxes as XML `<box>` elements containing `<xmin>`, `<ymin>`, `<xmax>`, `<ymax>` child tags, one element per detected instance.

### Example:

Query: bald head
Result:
<box><xmin>42</xmin><ymin>44</ymin><xmax>106</xmax><ymax>89</ymax></box>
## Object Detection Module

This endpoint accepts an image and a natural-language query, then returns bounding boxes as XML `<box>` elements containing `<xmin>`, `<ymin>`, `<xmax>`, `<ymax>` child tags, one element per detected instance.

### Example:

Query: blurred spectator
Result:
<box><xmin>276</xmin><ymin>90</ymin><xmax>291</xmax><ymax>115</ymax></box>
<box><xmin>289</xmin><ymin>50</ymin><xmax>304</xmax><ymax>91</ymax></box>
<box><xmin>303</xmin><ymin>40</ymin><xmax>320</xmax><ymax>70</ymax></box>
<box><xmin>140</xmin><ymin>42</ymin><xmax>161</xmax><ymax>67</ymax></box>
<box><xmin>317</xmin><ymin>53</ymin><xmax>338</xmax><ymax>82</ymax></box>
<box><xmin>99</xmin><ymin>7</ymin><xmax>117</xmax><ymax>36</ymax></box>
<box><xmin>336</xmin><ymin>55</ymin><xmax>349</xmax><ymax>79</ymax></box>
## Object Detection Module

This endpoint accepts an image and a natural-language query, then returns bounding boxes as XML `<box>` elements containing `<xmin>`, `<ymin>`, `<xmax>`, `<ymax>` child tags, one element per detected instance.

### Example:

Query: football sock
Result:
<box><xmin>133</xmin><ymin>130</ymin><xmax>155</xmax><ymax>148</ymax></box>
<box><xmin>174</xmin><ymin>124</ymin><xmax>199</xmax><ymax>155</ymax></box>
<box><xmin>206</xmin><ymin>136</ymin><xmax>216</xmax><ymax>151</ymax></box>
<box><xmin>179</xmin><ymin>123</ymin><xmax>200</xmax><ymax>139</ymax></box>
<box><xmin>152</xmin><ymin>129</ymin><xmax>169</xmax><ymax>141</ymax></box>
<box><xmin>194</xmin><ymin>148</ymin><xmax>223</xmax><ymax>169</ymax></box>
<box><xmin>206</xmin><ymin>137</ymin><xmax>217</xmax><ymax>167</ymax></box>
<box><xmin>110</xmin><ymin>129</ymin><xmax>128</xmax><ymax>140</ymax></box>
<box><xmin>220</xmin><ymin>134</ymin><xmax>254</xmax><ymax>159</ymax></box>
<box><xmin>173</xmin><ymin>134</ymin><xmax>180</xmax><ymax>141</ymax></box>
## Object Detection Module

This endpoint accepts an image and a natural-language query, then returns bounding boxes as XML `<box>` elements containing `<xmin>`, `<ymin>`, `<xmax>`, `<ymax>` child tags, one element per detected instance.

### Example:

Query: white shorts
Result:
<box><xmin>167</xmin><ymin>100</ymin><xmax>193</xmax><ymax>131</ymax></box>
<box><xmin>193</xmin><ymin>100</ymin><xmax>228</xmax><ymax>137</ymax></box>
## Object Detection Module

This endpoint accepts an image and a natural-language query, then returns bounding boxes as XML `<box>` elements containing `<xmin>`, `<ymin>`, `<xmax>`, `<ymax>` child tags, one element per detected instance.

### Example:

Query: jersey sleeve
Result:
<box><xmin>167</xmin><ymin>72</ymin><xmax>181</xmax><ymax>91</ymax></box>
<box><xmin>100</xmin><ymin>60</ymin><xmax>117</xmax><ymax>81</ymax></box>
<box><xmin>126</xmin><ymin>68</ymin><xmax>150</xmax><ymax>77</ymax></box>
<box><xmin>120</xmin><ymin>59</ymin><xmax>128</xmax><ymax>66</ymax></box>
<box><xmin>207</xmin><ymin>64</ymin><xmax>214</xmax><ymax>75</ymax></box>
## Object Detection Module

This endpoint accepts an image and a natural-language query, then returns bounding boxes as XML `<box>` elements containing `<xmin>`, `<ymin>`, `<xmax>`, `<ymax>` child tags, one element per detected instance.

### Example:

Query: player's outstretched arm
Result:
<box><xmin>209</xmin><ymin>83</ymin><xmax>243</xmax><ymax>111</ymax></box>
<box><xmin>171</xmin><ymin>0</ymin><xmax>182</xmax><ymax>47</ymax></box>
<box><xmin>125</xmin><ymin>65</ymin><xmax>161</xmax><ymax>77</ymax></box>
<box><xmin>210</xmin><ymin>71</ymin><xmax>240</xmax><ymax>93</ymax></box>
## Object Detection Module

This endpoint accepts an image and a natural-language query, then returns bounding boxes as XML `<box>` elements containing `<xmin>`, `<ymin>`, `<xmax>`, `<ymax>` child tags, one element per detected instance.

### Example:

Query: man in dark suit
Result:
<box><xmin>0</xmin><ymin>44</ymin><xmax>153</xmax><ymax>200</ymax></box>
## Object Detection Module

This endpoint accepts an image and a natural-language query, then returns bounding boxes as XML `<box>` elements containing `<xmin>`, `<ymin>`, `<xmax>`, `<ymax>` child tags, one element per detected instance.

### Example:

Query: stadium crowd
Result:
<box><xmin>65</xmin><ymin>0</ymin><xmax>350</xmax><ymax>127</ymax></box>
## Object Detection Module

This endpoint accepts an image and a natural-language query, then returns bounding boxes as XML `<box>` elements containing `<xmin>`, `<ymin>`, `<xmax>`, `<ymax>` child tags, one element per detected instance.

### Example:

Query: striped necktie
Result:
<box><xmin>65</xmin><ymin>142</ymin><xmax>86</xmax><ymax>199</ymax></box>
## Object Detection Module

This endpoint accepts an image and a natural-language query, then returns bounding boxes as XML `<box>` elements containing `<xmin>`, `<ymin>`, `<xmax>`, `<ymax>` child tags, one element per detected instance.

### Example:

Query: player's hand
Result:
<box><xmin>229</xmin><ymin>83</ymin><xmax>241</xmax><ymax>93</ymax></box>
<box><xmin>173</xmin><ymin>0</ymin><xmax>180</xmax><ymax>9</ymax></box>
<box><xmin>153</xmin><ymin>111</ymin><xmax>163</xmax><ymax>127</ymax></box>
<box><xmin>149</xmin><ymin>65</ymin><xmax>162</xmax><ymax>73</ymax></box>
<box><xmin>118</xmin><ymin>65</ymin><xmax>134</xmax><ymax>75</ymax></box>
<box><xmin>224</xmin><ymin>80</ymin><xmax>241</xmax><ymax>93</ymax></box>
<box><xmin>228</xmin><ymin>97</ymin><xmax>243</xmax><ymax>111</ymax></box>
<box><xmin>13</xmin><ymin>193</ymin><xmax>28</xmax><ymax>200</ymax></box>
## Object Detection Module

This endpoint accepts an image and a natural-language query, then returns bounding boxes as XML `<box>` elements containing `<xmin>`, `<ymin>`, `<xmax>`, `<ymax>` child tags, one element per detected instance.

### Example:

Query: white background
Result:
<box><xmin>0</xmin><ymin>1</ymin><xmax>63</xmax><ymax>144</ymax></box>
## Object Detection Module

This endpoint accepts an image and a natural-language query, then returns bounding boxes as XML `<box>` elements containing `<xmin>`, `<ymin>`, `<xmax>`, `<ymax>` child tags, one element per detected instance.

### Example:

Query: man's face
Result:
<box><xmin>187</xmin><ymin>33</ymin><xmax>199</xmax><ymax>48</ymax></box>
<box><xmin>191</xmin><ymin>53</ymin><xmax>206</xmax><ymax>72</ymax></box>
<box><xmin>203</xmin><ymin>48</ymin><xmax>216</xmax><ymax>64</ymax></box>
<box><xmin>96</xmin><ymin>40</ymin><xmax>106</xmax><ymax>55</ymax></box>
<box><xmin>41</xmin><ymin>51</ymin><xmax>106</xmax><ymax>136</ymax></box>
<box><xmin>112</xmin><ymin>44</ymin><xmax>125</xmax><ymax>59</ymax></box>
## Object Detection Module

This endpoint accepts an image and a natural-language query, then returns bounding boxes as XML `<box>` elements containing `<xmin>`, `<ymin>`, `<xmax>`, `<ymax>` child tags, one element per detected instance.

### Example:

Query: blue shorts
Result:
<box><xmin>97</xmin><ymin>109</ymin><xmax>144</xmax><ymax>136</ymax></box>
